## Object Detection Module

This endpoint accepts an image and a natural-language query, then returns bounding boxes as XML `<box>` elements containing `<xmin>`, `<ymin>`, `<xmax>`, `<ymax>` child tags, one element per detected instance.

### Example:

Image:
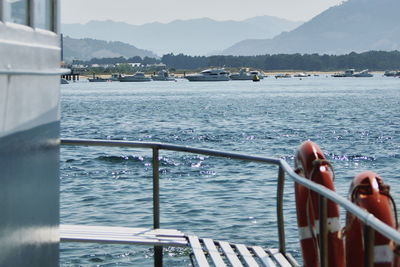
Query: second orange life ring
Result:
<box><xmin>345</xmin><ymin>171</ymin><xmax>399</xmax><ymax>267</ymax></box>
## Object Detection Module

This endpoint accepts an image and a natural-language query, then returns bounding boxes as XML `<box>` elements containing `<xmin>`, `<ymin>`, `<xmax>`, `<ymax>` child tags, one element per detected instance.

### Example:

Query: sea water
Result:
<box><xmin>60</xmin><ymin>74</ymin><xmax>400</xmax><ymax>266</ymax></box>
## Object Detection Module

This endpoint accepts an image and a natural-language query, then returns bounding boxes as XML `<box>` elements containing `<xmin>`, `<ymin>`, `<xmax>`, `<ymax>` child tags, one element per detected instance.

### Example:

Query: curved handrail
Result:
<box><xmin>61</xmin><ymin>138</ymin><xmax>400</xmax><ymax>264</ymax></box>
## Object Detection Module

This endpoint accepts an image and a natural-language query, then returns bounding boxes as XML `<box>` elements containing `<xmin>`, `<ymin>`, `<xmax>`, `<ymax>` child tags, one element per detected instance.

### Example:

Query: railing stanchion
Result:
<box><xmin>364</xmin><ymin>224</ymin><xmax>374</xmax><ymax>267</ymax></box>
<box><xmin>319</xmin><ymin>195</ymin><xmax>328</xmax><ymax>267</ymax></box>
<box><xmin>152</xmin><ymin>147</ymin><xmax>162</xmax><ymax>266</ymax></box>
<box><xmin>277</xmin><ymin>165</ymin><xmax>286</xmax><ymax>254</ymax></box>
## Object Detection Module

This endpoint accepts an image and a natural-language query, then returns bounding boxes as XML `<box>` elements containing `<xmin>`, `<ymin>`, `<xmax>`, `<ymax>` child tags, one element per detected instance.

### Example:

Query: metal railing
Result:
<box><xmin>61</xmin><ymin>138</ymin><xmax>400</xmax><ymax>267</ymax></box>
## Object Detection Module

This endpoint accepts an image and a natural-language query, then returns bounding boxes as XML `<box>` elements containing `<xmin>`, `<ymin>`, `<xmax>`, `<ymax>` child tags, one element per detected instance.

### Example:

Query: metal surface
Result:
<box><xmin>363</xmin><ymin>225</ymin><xmax>375</xmax><ymax>267</ymax></box>
<box><xmin>319</xmin><ymin>196</ymin><xmax>328</xmax><ymax>267</ymax></box>
<box><xmin>152</xmin><ymin>148</ymin><xmax>162</xmax><ymax>267</ymax></box>
<box><xmin>277</xmin><ymin>166</ymin><xmax>286</xmax><ymax>254</ymax></box>
<box><xmin>203</xmin><ymin>238</ymin><xmax>226</xmax><ymax>267</ymax></box>
<box><xmin>0</xmin><ymin>1</ymin><xmax>62</xmax><ymax>265</ymax></box>
<box><xmin>27</xmin><ymin>0</ymin><xmax>34</xmax><ymax>27</ymax></box>
<box><xmin>51</xmin><ymin>0</ymin><xmax>58</xmax><ymax>33</ymax></box>
<box><xmin>188</xmin><ymin>236</ymin><xmax>210</xmax><ymax>267</ymax></box>
<box><xmin>61</xmin><ymin>138</ymin><xmax>400</xmax><ymax>265</ymax></box>
<box><xmin>235</xmin><ymin>244</ymin><xmax>259</xmax><ymax>267</ymax></box>
<box><xmin>60</xmin><ymin>225</ymin><xmax>187</xmax><ymax>247</ymax></box>
<box><xmin>0</xmin><ymin>0</ymin><xmax>3</xmax><ymax>22</ymax></box>
<box><xmin>252</xmin><ymin>246</ymin><xmax>276</xmax><ymax>267</ymax></box>
<box><xmin>0</xmin><ymin>68</ymin><xmax>70</xmax><ymax>76</ymax></box>
<box><xmin>218</xmin><ymin>241</ymin><xmax>243</xmax><ymax>266</ymax></box>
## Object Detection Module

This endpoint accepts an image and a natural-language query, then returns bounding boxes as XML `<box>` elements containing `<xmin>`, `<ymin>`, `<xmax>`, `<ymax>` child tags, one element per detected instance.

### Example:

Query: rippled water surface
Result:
<box><xmin>60</xmin><ymin>75</ymin><xmax>400</xmax><ymax>266</ymax></box>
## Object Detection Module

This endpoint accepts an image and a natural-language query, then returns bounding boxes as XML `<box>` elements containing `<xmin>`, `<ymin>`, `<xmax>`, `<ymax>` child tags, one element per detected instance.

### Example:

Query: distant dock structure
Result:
<box><xmin>62</xmin><ymin>68</ymin><xmax>80</xmax><ymax>81</ymax></box>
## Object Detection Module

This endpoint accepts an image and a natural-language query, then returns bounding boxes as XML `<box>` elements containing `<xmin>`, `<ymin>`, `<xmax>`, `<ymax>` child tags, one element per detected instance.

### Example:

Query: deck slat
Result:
<box><xmin>269</xmin><ymin>249</ymin><xmax>292</xmax><ymax>267</ymax></box>
<box><xmin>235</xmin><ymin>244</ymin><xmax>259</xmax><ymax>267</ymax></box>
<box><xmin>188</xmin><ymin>235</ymin><xmax>210</xmax><ymax>267</ymax></box>
<box><xmin>252</xmin><ymin>246</ymin><xmax>276</xmax><ymax>267</ymax></box>
<box><xmin>218</xmin><ymin>241</ymin><xmax>244</xmax><ymax>267</ymax></box>
<box><xmin>60</xmin><ymin>224</ymin><xmax>187</xmax><ymax>246</ymax></box>
<box><xmin>203</xmin><ymin>238</ymin><xmax>226</xmax><ymax>267</ymax></box>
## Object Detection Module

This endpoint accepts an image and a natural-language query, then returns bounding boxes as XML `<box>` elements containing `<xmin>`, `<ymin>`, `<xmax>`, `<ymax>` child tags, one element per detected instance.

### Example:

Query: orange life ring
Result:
<box><xmin>345</xmin><ymin>171</ymin><xmax>398</xmax><ymax>267</ymax></box>
<box><xmin>294</xmin><ymin>140</ymin><xmax>345</xmax><ymax>267</ymax></box>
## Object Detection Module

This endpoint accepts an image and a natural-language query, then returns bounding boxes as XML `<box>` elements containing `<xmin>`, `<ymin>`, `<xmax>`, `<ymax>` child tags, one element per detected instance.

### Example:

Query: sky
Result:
<box><xmin>61</xmin><ymin>0</ymin><xmax>345</xmax><ymax>25</ymax></box>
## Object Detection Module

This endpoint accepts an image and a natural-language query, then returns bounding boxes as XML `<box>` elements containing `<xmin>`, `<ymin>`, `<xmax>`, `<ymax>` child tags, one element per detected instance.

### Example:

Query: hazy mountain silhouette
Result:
<box><xmin>61</xmin><ymin>16</ymin><xmax>303</xmax><ymax>56</ymax></box>
<box><xmin>222</xmin><ymin>0</ymin><xmax>400</xmax><ymax>55</ymax></box>
<box><xmin>62</xmin><ymin>36</ymin><xmax>157</xmax><ymax>62</ymax></box>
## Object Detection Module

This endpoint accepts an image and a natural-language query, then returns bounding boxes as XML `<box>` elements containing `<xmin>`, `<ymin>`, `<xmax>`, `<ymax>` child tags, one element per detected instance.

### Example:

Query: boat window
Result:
<box><xmin>35</xmin><ymin>0</ymin><xmax>51</xmax><ymax>30</ymax></box>
<box><xmin>4</xmin><ymin>0</ymin><xmax>27</xmax><ymax>25</ymax></box>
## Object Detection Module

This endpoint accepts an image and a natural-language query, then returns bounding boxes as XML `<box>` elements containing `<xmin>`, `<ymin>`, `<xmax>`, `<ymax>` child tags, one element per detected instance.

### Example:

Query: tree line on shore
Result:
<box><xmin>72</xmin><ymin>51</ymin><xmax>400</xmax><ymax>72</ymax></box>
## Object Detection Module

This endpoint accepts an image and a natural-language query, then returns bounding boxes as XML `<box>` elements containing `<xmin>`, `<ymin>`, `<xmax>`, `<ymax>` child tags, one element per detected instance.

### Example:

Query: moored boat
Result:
<box><xmin>109</xmin><ymin>73</ymin><xmax>122</xmax><ymax>81</ymax></box>
<box><xmin>275</xmin><ymin>73</ymin><xmax>292</xmax><ymax>78</ymax></box>
<box><xmin>185</xmin><ymin>68</ymin><xmax>230</xmax><ymax>81</ymax></box>
<box><xmin>88</xmin><ymin>76</ymin><xmax>109</xmax><ymax>82</ymax></box>
<box><xmin>332</xmin><ymin>69</ymin><xmax>355</xmax><ymax>77</ymax></box>
<box><xmin>230</xmin><ymin>68</ymin><xmax>264</xmax><ymax>80</ymax></box>
<box><xmin>119</xmin><ymin>72</ymin><xmax>151</xmax><ymax>82</ymax></box>
<box><xmin>353</xmin><ymin>69</ymin><xmax>373</xmax><ymax>77</ymax></box>
<box><xmin>151</xmin><ymin>69</ymin><xmax>176</xmax><ymax>81</ymax></box>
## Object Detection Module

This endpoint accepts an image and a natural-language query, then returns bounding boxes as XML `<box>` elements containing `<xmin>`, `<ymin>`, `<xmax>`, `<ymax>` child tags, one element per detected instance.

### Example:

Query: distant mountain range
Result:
<box><xmin>61</xmin><ymin>16</ymin><xmax>303</xmax><ymax>56</ymax></box>
<box><xmin>222</xmin><ymin>0</ymin><xmax>400</xmax><ymax>55</ymax></box>
<box><xmin>62</xmin><ymin>36</ymin><xmax>157</xmax><ymax>62</ymax></box>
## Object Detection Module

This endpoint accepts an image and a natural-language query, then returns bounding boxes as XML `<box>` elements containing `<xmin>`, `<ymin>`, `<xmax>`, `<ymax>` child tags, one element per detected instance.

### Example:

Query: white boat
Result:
<box><xmin>275</xmin><ymin>73</ymin><xmax>292</xmax><ymax>78</ymax></box>
<box><xmin>185</xmin><ymin>68</ymin><xmax>230</xmax><ymax>81</ymax></box>
<box><xmin>353</xmin><ymin>69</ymin><xmax>373</xmax><ymax>77</ymax></box>
<box><xmin>1</xmin><ymin>0</ymin><xmax>66</xmax><ymax>265</ymax></box>
<box><xmin>151</xmin><ymin>70</ymin><xmax>175</xmax><ymax>81</ymax></box>
<box><xmin>230</xmin><ymin>68</ymin><xmax>264</xmax><ymax>80</ymax></box>
<box><xmin>293</xmin><ymin>72</ymin><xmax>309</xmax><ymax>78</ymax></box>
<box><xmin>119</xmin><ymin>72</ymin><xmax>151</xmax><ymax>82</ymax></box>
<box><xmin>332</xmin><ymin>69</ymin><xmax>355</xmax><ymax>77</ymax></box>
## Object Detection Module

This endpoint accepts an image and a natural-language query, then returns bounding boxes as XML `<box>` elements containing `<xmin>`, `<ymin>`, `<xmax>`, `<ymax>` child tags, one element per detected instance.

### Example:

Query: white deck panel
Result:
<box><xmin>60</xmin><ymin>224</ymin><xmax>187</xmax><ymax>246</ymax></box>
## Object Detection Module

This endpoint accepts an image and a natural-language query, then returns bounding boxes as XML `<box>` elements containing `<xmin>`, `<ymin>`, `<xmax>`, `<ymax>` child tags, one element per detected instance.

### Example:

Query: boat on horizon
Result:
<box><xmin>185</xmin><ymin>68</ymin><xmax>230</xmax><ymax>81</ymax></box>
<box><xmin>293</xmin><ymin>72</ymin><xmax>310</xmax><ymax>78</ymax></box>
<box><xmin>151</xmin><ymin>69</ymin><xmax>176</xmax><ymax>81</ymax></box>
<box><xmin>275</xmin><ymin>73</ymin><xmax>292</xmax><ymax>78</ymax></box>
<box><xmin>230</xmin><ymin>68</ymin><xmax>264</xmax><ymax>80</ymax></box>
<box><xmin>119</xmin><ymin>72</ymin><xmax>151</xmax><ymax>82</ymax></box>
<box><xmin>384</xmin><ymin>70</ymin><xmax>400</xmax><ymax>77</ymax></box>
<box><xmin>109</xmin><ymin>73</ymin><xmax>122</xmax><ymax>81</ymax></box>
<box><xmin>332</xmin><ymin>69</ymin><xmax>355</xmax><ymax>77</ymax></box>
<box><xmin>88</xmin><ymin>74</ymin><xmax>109</xmax><ymax>82</ymax></box>
<box><xmin>353</xmin><ymin>69</ymin><xmax>373</xmax><ymax>77</ymax></box>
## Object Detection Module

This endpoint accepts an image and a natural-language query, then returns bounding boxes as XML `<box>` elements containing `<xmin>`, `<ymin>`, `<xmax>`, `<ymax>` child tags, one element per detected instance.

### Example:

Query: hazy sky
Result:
<box><xmin>61</xmin><ymin>0</ymin><xmax>344</xmax><ymax>25</ymax></box>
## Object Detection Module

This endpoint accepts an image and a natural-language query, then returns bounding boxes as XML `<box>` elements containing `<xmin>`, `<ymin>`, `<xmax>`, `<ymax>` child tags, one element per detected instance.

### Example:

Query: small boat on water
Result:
<box><xmin>109</xmin><ymin>73</ymin><xmax>122</xmax><ymax>81</ymax></box>
<box><xmin>332</xmin><ymin>69</ymin><xmax>355</xmax><ymax>77</ymax></box>
<box><xmin>275</xmin><ymin>73</ymin><xmax>292</xmax><ymax>78</ymax></box>
<box><xmin>185</xmin><ymin>68</ymin><xmax>230</xmax><ymax>81</ymax></box>
<box><xmin>384</xmin><ymin>70</ymin><xmax>400</xmax><ymax>77</ymax></box>
<box><xmin>353</xmin><ymin>69</ymin><xmax>373</xmax><ymax>77</ymax></box>
<box><xmin>151</xmin><ymin>69</ymin><xmax>176</xmax><ymax>81</ymax></box>
<box><xmin>88</xmin><ymin>74</ymin><xmax>108</xmax><ymax>82</ymax></box>
<box><xmin>230</xmin><ymin>68</ymin><xmax>264</xmax><ymax>80</ymax></box>
<box><xmin>293</xmin><ymin>72</ymin><xmax>309</xmax><ymax>78</ymax></box>
<box><xmin>119</xmin><ymin>72</ymin><xmax>151</xmax><ymax>82</ymax></box>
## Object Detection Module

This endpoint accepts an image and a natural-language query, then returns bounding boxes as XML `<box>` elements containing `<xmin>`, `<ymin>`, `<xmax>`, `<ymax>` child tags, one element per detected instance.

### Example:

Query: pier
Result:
<box><xmin>62</xmin><ymin>68</ymin><xmax>80</xmax><ymax>81</ymax></box>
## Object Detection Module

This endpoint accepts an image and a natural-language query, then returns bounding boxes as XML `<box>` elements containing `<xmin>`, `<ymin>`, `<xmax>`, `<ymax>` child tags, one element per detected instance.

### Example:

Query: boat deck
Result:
<box><xmin>60</xmin><ymin>224</ymin><xmax>296</xmax><ymax>267</ymax></box>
